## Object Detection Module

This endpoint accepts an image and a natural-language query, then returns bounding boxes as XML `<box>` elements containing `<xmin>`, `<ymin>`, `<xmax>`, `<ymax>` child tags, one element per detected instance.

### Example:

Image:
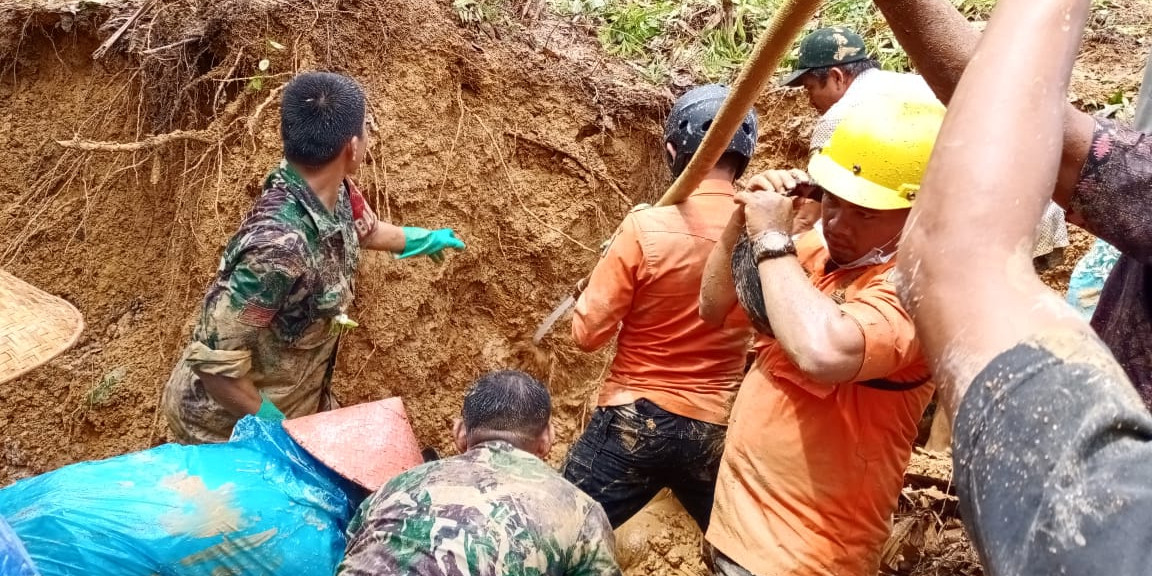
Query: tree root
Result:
<box><xmin>56</xmin><ymin>129</ymin><xmax>217</xmax><ymax>152</ymax></box>
<box><xmin>510</xmin><ymin>131</ymin><xmax>632</xmax><ymax>206</ymax></box>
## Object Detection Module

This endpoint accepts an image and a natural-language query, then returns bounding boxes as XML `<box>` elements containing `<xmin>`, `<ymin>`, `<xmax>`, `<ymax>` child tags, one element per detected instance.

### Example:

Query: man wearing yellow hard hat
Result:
<box><xmin>699</xmin><ymin>95</ymin><xmax>941</xmax><ymax>575</ymax></box>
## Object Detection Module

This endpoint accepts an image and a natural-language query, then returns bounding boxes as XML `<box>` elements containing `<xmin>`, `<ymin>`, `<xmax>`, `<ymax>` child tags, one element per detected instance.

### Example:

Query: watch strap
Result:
<box><xmin>751</xmin><ymin>231</ymin><xmax>797</xmax><ymax>262</ymax></box>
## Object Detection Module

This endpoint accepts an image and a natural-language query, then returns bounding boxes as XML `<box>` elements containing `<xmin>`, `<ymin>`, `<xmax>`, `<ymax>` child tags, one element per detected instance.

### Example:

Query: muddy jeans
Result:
<box><xmin>561</xmin><ymin>399</ymin><xmax>726</xmax><ymax>531</ymax></box>
<box><xmin>710</xmin><ymin>548</ymin><xmax>755</xmax><ymax>576</ymax></box>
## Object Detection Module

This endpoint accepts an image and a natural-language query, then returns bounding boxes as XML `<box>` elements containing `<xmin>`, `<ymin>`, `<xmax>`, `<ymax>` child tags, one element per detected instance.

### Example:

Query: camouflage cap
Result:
<box><xmin>781</xmin><ymin>27</ymin><xmax>869</xmax><ymax>87</ymax></box>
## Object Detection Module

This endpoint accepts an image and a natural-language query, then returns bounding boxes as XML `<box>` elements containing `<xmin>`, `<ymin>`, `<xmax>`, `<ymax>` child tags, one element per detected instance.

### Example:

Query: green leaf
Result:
<box><xmin>268</xmin><ymin>40</ymin><xmax>286</xmax><ymax>51</ymax></box>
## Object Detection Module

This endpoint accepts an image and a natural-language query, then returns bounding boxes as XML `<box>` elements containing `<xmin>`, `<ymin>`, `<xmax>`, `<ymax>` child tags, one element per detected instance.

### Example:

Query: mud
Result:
<box><xmin>616</xmin><ymin>490</ymin><xmax>707</xmax><ymax>576</ymax></box>
<box><xmin>0</xmin><ymin>0</ymin><xmax>1149</xmax><ymax>574</ymax></box>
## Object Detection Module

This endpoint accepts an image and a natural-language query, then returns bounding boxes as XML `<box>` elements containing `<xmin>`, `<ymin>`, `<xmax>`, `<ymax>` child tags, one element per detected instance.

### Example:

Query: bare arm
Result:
<box><xmin>359</xmin><ymin>221</ymin><xmax>407</xmax><ymax>253</ymax></box>
<box><xmin>872</xmin><ymin>0</ymin><xmax>1095</xmax><ymax>208</ymax></box>
<box><xmin>701</xmin><ymin>169</ymin><xmax>822</xmax><ymax>327</ymax></box>
<box><xmin>736</xmin><ymin>179</ymin><xmax>866</xmax><ymax>384</ymax></box>
<box><xmin>896</xmin><ymin>0</ymin><xmax>1093</xmax><ymax>417</ymax></box>
<box><xmin>699</xmin><ymin>208</ymin><xmax>743</xmax><ymax>327</ymax></box>
<box><xmin>196</xmin><ymin>372</ymin><xmax>263</xmax><ymax>417</ymax></box>
<box><xmin>754</xmin><ymin>254</ymin><xmax>865</xmax><ymax>384</ymax></box>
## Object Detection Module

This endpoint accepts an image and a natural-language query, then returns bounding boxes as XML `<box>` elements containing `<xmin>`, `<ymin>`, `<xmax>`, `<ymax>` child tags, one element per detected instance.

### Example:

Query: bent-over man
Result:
<box><xmin>338</xmin><ymin>370</ymin><xmax>620</xmax><ymax>576</ymax></box>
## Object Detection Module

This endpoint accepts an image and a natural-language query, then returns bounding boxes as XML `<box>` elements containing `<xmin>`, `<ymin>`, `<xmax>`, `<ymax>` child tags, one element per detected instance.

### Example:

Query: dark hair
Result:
<box><xmin>461</xmin><ymin>370</ymin><xmax>551</xmax><ymax>438</ymax></box>
<box><xmin>716</xmin><ymin>151</ymin><xmax>746</xmax><ymax>178</ymax></box>
<box><xmin>280</xmin><ymin>72</ymin><xmax>366</xmax><ymax>167</ymax></box>
<box><xmin>808</xmin><ymin>58</ymin><xmax>880</xmax><ymax>84</ymax></box>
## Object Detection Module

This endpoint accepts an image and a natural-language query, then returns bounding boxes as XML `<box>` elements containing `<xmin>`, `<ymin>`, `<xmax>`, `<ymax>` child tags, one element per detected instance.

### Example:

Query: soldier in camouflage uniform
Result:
<box><xmin>337</xmin><ymin>371</ymin><xmax>621</xmax><ymax>576</ymax></box>
<box><xmin>163</xmin><ymin>72</ymin><xmax>466</xmax><ymax>444</ymax></box>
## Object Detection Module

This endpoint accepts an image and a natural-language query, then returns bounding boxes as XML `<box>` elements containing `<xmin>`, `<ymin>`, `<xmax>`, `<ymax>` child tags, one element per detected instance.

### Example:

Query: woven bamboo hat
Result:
<box><xmin>0</xmin><ymin>269</ymin><xmax>85</xmax><ymax>385</ymax></box>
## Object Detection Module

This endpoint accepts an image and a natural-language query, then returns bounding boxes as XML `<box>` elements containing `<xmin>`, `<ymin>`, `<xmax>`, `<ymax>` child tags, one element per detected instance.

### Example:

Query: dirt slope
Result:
<box><xmin>0</xmin><ymin>0</ymin><xmax>813</xmax><ymax>479</ymax></box>
<box><xmin>0</xmin><ymin>0</ymin><xmax>1148</xmax><ymax>574</ymax></box>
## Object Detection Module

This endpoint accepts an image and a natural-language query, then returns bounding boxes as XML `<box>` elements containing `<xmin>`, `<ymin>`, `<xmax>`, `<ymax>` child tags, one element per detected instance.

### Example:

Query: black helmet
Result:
<box><xmin>664</xmin><ymin>84</ymin><xmax>758</xmax><ymax>179</ymax></box>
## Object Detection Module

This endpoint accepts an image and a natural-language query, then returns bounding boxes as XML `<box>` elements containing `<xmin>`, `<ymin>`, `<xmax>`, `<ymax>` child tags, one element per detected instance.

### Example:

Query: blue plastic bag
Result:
<box><xmin>0</xmin><ymin>516</ymin><xmax>38</xmax><ymax>576</ymax></box>
<box><xmin>0</xmin><ymin>417</ymin><xmax>362</xmax><ymax>576</ymax></box>
<box><xmin>1066</xmin><ymin>238</ymin><xmax>1122</xmax><ymax>319</ymax></box>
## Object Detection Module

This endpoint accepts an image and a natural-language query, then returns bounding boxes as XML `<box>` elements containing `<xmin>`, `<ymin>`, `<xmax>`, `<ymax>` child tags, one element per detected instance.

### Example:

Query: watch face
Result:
<box><xmin>755</xmin><ymin>232</ymin><xmax>792</xmax><ymax>252</ymax></box>
<box><xmin>751</xmin><ymin>231</ymin><xmax>796</xmax><ymax>262</ymax></box>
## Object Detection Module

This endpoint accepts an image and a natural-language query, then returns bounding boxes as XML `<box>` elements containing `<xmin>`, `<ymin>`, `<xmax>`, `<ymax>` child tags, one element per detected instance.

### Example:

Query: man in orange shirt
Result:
<box><xmin>698</xmin><ymin>96</ymin><xmax>940</xmax><ymax>575</ymax></box>
<box><xmin>561</xmin><ymin>85</ymin><xmax>756</xmax><ymax>531</ymax></box>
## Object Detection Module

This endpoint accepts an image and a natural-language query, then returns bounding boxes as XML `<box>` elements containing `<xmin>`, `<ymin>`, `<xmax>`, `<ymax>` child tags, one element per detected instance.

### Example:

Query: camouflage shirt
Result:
<box><xmin>163</xmin><ymin>163</ymin><xmax>378</xmax><ymax>444</ymax></box>
<box><xmin>337</xmin><ymin>440</ymin><xmax>621</xmax><ymax>576</ymax></box>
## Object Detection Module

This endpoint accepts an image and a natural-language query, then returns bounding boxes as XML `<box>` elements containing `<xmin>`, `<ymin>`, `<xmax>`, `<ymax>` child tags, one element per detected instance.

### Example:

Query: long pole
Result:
<box><xmin>1134</xmin><ymin>49</ymin><xmax>1152</xmax><ymax>132</ymax></box>
<box><xmin>656</xmin><ymin>0</ymin><xmax>823</xmax><ymax>206</ymax></box>
<box><xmin>532</xmin><ymin>0</ymin><xmax>823</xmax><ymax>343</ymax></box>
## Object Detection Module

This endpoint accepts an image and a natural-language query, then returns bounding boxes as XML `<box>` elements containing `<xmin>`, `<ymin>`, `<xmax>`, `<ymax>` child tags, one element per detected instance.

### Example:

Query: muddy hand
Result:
<box><xmin>746</xmin><ymin>169</ymin><xmax>820</xmax><ymax>236</ymax></box>
<box><xmin>747</xmin><ymin>168</ymin><xmax>811</xmax><ymax>195</ymax></box>
<box><xmin>735</xmin><ymin>189</ymin><xmax>796</xmax><ymax>238</ymax></box>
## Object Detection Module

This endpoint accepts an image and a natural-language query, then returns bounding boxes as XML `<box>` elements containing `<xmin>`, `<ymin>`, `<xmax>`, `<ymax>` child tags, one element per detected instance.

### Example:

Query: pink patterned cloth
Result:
<box><xmin>1070</xmin><ymin>118</ymin><xmax>1152</xmax><ymax>406</ymax></box>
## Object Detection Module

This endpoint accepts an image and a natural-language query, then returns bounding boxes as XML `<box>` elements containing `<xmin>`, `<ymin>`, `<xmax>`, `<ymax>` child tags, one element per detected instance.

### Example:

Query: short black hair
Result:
<box><xmin>280</xmin><ymin>72</ymin><xmax>366</xmax><ymax>167</ymax></box>
<box><xmin>808</xmin><ymin>58</ymin><xmax>880</xmax><ymax>84</ymax></box>
<box><xmin>461</xmin><ymin>371</ymin><xmax>551</xmax><ymax>438</ymax></box>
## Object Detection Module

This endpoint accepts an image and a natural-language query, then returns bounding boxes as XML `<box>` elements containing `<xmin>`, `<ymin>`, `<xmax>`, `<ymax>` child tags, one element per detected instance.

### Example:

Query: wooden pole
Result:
<box><xmin>532</xmin><ymin>0</ymin><xmax>823</xmax><ymax>343</ymax></box>
<box><xmin>656</xmin><ymin>0</ymin><xmax>823</xmax><ymax>207</ymax></box>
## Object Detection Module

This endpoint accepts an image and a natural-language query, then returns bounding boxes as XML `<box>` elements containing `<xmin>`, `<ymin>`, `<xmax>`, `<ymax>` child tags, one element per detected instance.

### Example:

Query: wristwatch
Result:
<box><xmin>751</xmin><ymin>231</ymin><xmax>797</xmax><ymax>262</ymax></box>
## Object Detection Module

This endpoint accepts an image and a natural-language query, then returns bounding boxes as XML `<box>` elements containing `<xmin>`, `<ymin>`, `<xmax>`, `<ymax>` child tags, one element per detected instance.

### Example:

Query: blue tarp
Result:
<box><xmin>0</xmin><ymin>516</ymin><xmax>37</xmax><ymax>576</ymax></box>
<box><xmin>0</xmin><ymin>416</ymin><xmax>362</xmax><ymax>576</ymax></box>
<box><xmin>1066</xmin><ymin>238</ymin><xmax>1122</xmax><ymax>319</ymax></box>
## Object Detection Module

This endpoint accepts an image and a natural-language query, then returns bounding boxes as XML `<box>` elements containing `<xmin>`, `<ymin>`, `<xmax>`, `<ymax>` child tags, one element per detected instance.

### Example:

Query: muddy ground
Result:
<box><xmin>0</xmin><ymin>0</ymin><xmax>1149</xmax><ymax>574</ymax></box>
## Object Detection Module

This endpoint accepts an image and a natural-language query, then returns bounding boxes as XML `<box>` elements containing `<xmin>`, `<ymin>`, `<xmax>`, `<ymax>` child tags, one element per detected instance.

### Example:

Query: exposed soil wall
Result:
<box><xmin>1</xmin><ymin>0</ymin><xmax>1148</xmax><ymax>574</ymax></box>
<box><xmin>0</xmin><ymin>0</ymin><xmax>813</xmax><ymax>477</ymax></box>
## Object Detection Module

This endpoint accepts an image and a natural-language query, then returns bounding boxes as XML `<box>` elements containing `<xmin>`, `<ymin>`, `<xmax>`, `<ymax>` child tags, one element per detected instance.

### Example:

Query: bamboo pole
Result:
<box><xmin>656</xmin><ymin>0</ymin><xmax>823</xmax><ymax>206</ymax></box>
<box><xmin>532</xmin><ymin>0</ymin><xmax>823</xmax><ymax>343</ymax></box>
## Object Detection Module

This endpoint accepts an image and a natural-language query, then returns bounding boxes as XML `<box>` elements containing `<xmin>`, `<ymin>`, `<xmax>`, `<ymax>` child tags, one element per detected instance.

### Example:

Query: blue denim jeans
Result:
<box><xmin>561</xmin><ymin>399</ymin><xmax>727</xmax><ymax>531</ymax></box>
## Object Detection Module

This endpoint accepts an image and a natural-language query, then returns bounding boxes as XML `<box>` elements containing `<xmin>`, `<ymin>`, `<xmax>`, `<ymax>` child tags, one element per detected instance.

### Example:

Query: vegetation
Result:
<box><xmin>454</xmin><ymin>0</ymin><xmax>507</xmax><ymax>26</ymax></box>
<box><xmin>545</xmin><ymin>0</ymin><xmax>1115</xmax><ymax>84</ymax></box>
<box><xmin>450</xmin><ymin>0</ymin><xmax>1138</xmax><ymax>117</ymax></box>
<box><xmin>85</xmin><ymin>367</ymin><xmax>125</xmax><ymax>408</ymax></box>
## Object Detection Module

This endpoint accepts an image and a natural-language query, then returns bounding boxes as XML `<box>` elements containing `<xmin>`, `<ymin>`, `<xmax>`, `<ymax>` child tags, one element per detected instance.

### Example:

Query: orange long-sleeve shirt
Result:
<box><xmin>572</xmin><ymin>180</ymin><xmax>751</xmax><ymax>425</ymax></box>
<box><xmin>707</xmin><ymin>231</ymin><xmax>934</xmax><ymax>576</ymax></box>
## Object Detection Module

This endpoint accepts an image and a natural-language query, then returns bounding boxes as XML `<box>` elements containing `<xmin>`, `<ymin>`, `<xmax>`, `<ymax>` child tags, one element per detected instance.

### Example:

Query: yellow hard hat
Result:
<box><xmin>808</xmin><ymin>96</ymin><xmax>946</xmax><ymax>210</ymax></box>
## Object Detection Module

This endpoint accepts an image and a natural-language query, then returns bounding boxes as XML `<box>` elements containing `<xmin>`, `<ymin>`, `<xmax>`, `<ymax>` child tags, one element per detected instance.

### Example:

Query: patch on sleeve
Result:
<box><xmin>347</xmin><ymin>178</ymin><xmax>379</xmax><ymax>241</ymax></box>
<box><xmin>237</xmin><ymin>301</ymin><xmax>277</xmax><ymax>327</ymax></box>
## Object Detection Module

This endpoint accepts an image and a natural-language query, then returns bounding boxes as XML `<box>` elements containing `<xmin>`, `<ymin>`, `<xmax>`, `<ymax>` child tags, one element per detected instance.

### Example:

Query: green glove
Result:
<box><xmin>255</xmin><ymin>394</ymin><xmax>285</xmax><ymax>421</ymax></box>
<box><xmin>396</xmin><ymin>227</ymin><xmax>466</xmax><ymax>262</ymax></box>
